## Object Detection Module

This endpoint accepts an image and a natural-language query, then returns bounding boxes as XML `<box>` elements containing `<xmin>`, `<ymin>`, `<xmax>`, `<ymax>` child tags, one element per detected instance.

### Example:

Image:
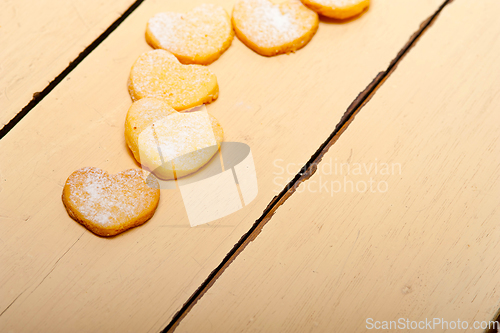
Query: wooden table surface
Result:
<box><xmin>1</xmin><ymin>0</ymin><xmax>499</xmax><ymax>332</ymax></box>
<box><xmin>0</xmin><ymin>0</ymin><xmax>137</xmax><ymax>130</ymax></box>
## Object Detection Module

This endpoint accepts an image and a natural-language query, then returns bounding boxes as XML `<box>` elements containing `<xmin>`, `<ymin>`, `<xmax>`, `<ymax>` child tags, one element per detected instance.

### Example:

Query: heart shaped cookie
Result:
<box><xmin>125</xmin><ymin>98</ymin><xmax>224</xmax><ymax>180</ymax></box>
<box><xmin>146</xmin><ymin>4</ymin><xmax>234</xmax><ymax>65</ymax></box>
<box><xmin>301</xmin><ymin>0</ymin><xmax>369</xmax><ymax>19</ymax></box>
<box><xmin>232</xmin><ymin>0</ymin><xmax>319</xmax><ymax>56</ymax></box>
<box><xmin>128</xmin><ymin>50</ymin><xmax>219</xmax><ymax>111</ymax></box>
<box><xmin>62</xmin><ymin>167</ymin><xmax>160</xmax><ymax>237</ymax></box>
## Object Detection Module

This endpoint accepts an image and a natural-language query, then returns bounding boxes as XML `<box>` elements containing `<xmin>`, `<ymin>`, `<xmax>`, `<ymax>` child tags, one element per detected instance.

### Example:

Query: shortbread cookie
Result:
<box><xmin>301</xmin><ymin>0</ymin><xmax>369</xmax><ymax>19</ymax></box>
<box><xmin>125</xmin><ymin>98</ymin><xmax>224</xmax><ymax>180</ymax></box>
<box><xmin>232</xmin><ymin>0</ymin><xmax>319</xmax><ymax>56</ymax></box>
<box><xmin>128</xmin><ymin>50</ymin><xmax>219</xmax><ymax>111</ymax></box>
<box><xmin>146</xmin><ymin>4</ymin><xmax>234</xmax><ymax>65</ymax></box>
<box><xmin>62</xmin><ymin>167</ymin><xmax>160</xmax><ymax>237</ymax></box>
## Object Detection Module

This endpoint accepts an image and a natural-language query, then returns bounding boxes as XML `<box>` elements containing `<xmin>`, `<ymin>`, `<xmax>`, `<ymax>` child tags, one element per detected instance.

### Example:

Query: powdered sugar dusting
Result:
<box><xmin>129</xmin><ymin>50</ymin><xmax>218</xmax><ymax>111</ymax></box>
<box><xmin>66</xmin><ymin>167</ymin><xmax>159</xmax><ymax>227</ymax></box>
<box><xmin>147</xmin><ymin>4</ymin><xmax>232</xmax><ymax>62</ymax></box>
<box><xmin>233</xmin><ymin>0</ymin><xmax>317</xmax><ymax>48</ymax></box>
<box><xmin>137</xmin><ymin>108</ymin><xmax>223</xmax><ymax>180</ymax></box>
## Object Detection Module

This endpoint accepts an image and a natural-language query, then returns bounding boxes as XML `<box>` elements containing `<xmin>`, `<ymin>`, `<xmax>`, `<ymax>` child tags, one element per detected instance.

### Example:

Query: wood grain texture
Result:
<box><xmin>0</xmin><ymin>0</ymin><xmax>444</xmax><ymax>331</ymax></box>
<box><xmin>176</xmin><ymin>0</ymin><xmax>500</xmax><ymax>332</ymax></box>
<box><xmin>0</xmin><ymin>0</ymin><xmax>136</xmax><ymax>129</ymax></box>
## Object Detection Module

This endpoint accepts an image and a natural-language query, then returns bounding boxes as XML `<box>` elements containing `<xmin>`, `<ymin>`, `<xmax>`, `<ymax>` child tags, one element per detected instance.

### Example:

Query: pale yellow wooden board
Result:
<box><xmin>176</xmin><ymin>0</ymin><xmax>500</xmax><ymax>332</ymax></box>
<box><xmin>0</xmin><ymin>0</ymin><xmax>444</xmax><ymax>331</ymax></box>
<box><xmin>0</xmin><ymin>0</ymin><xmax>136</xmax><ymax>129</ymax></box>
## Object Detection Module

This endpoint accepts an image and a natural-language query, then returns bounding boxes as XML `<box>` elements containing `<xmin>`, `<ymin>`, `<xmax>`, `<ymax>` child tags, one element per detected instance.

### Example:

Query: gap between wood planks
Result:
<box><xmin>0</xmin><ymin>0</ymin><xmax>146</xmax><ymax>141</ymax></box>
<box><xmin>161</xmin><ymin>0</ymin><xmax>456</xmax><ymax>332</ymax></box>
<box><xmin>485</xmin><ymin>312</ymin><xmax>500</xmax><ymax>332</ymax></box>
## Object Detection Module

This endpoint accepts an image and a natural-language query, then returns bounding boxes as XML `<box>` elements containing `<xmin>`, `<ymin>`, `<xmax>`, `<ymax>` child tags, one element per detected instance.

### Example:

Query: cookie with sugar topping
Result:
<box><xmin>146</xmin><ymin>4</ymin><xmax>234</xmax><ymax>65</ymax></box>
<box><xmin>301</xmin><ymin>0</ymin><xmax>369</xmax><ymax>19</ymax></box>
<box><xmin>125</xmin><ymin>98</ymin><xmax>224</xmax><ymax>180</ymax></box>
<box><xmin>62</xmin><ymin>167</ymin><xmax>160</xmax><ymax>237</ymax></box>
<box><xmin>128</xmin><ymin>49</ymin><xmax>218</xmax><ymax>111</ymax></box>
<box><xmin>232</xmin><ymin>0</ymin><xmax>319</xmax><ymax>57</ymax></box>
